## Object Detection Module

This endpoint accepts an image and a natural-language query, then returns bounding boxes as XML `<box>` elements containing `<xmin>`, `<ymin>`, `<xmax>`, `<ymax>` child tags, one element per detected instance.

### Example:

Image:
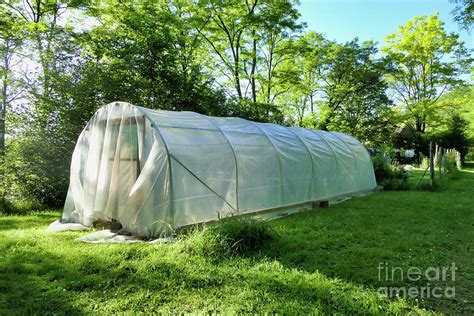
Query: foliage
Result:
<box><xmin>0</xmin><ymin>197</ymin><xmax>14</xmax><ymax>214</ymax></box>
<box><xmin>277</xmin><ymin>35</ymin><xmax>393</xmax><ymax>145</ymax></box>
<box><xmin>229</xmin><ymin>99</ymin><xmax>285</xmax><ymax>124</ymax></box>
<box><xmin>428</xmin><ymin>86</ymin><xmax>472</xmax><ymax>129</ymax></box>
<box><xmin>0</xmin><ymin>4</ymin><xmax>25</xmax><ymax>156</ymax></box>
<box><xmin>465</xmin><ymin>148</ymin><xmax>474</xmax><ymax>161</ymax></box>
<box><xmin>450</xmin><ymin>0</ymin><xmax>474</xmax><ymax>30</ymax></box>
<box><xmin>82</xmin><ymin>0</ymin><xmax>230</xmax><ymax>114</ymax></box>
<box><xmin>1</xmin><ymin>131</ymin><xmax>72</xmax><ymax>207</ymax></box>
<box><xmin>436</xmin><ymin>114</ymin><xmax>470</xmax><ymax>160</ymax></box>
<box><xmin>382</xmin><ymin>14</ymin><xmax>472</xmax><ymax>134</ymax></box>
<box><xmin>188</xmin><ymin>0</ymin><xmax>303</xmax><ymax>102</ymax></box>
<box><xmin>316</xmin><ymin>40</ymin><xmax>391</xmax><ymax>133</ymax></box>
<box><xmin>371</xmin><ymin>155</ymin><xmax>409</xmax><ymax>190</ymax></box>
<box><xmin>445</xmin><ymin>151</ymin><xmax>460</xmax><ymax>178</ymax></box>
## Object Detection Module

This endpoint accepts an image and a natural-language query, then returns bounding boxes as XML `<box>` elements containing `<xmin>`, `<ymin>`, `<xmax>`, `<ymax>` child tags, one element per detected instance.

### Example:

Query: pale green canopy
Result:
<box><xmin>62</xmin><ymin>102</ymin><xmax>376</xmax><ymax>236</ymax></box>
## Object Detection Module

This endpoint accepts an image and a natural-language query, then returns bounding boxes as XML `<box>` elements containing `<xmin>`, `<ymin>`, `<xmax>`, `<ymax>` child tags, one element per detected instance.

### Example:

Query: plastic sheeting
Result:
<box><xmin>61</xmin><ymin>102</ymin><xmax>377</xmax><ymax>236</ymax></box>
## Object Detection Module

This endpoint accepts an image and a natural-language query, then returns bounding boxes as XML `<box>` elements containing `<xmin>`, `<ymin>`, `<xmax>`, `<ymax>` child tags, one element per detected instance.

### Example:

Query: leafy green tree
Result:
<box><xmin>251</xmin><ymin>0</ymin><xmax>302</xmax><ymax>104</ymax></box>
<box><xmin>317</xmin><ymin>40</ymin><xmax>391</xmax><ymax>134</ymax></box>
<box><xmin>276</xmin><ymin>32</ymin><xmax>329</xmax><ymax>121</ymax></box>
<box><xmin>438</xmin><ymin>113</ymin><xmax>470</xmax><ymax>159</ymax></box>
<box><xmin>426</xmin><ymin>86</ymin><xmax>473</xmax><ymax>160</ymax></box>
<box><xmin>84</xmin><ymin>0</ymin><xmax>228</xmax><ymax>114</ymax></box>
<box><xmin>382</xmin><ymin>13</ymin><xmax>472</xmax><ymax>134</ymax></box>
<box><xmin>0</xmin><ymin>0</ymin><xmax>90</xmax><ymax>204</ymax></box>
<box><xmin>450</xmin><ymin>0</ymin><xmax>474</xmax><ymax>31</ymax></box>
<box><xmin>0</xmin><ymin>7</ymin><xmax>24</xmax><ymax>157</ymax></box>
<box><xmin>278</xmin><ymin>34</ymin><xmax>391</xmax><ymax>143</ymax></box>
<box><xmin>190</xmin><ymin>0</ymin><xmax>301</xmax><ymax>107</ymax></box>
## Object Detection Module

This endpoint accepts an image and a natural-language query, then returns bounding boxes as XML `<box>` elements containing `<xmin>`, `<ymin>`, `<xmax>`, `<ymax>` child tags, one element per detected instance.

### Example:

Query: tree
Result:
<box><xmin>426</xmin><ymin>86</ymin><xmax>474</xmax><ymax>158</ymax></box>
<box><xmin>251</xmin><ymin>0</ymin><xmax>302</xmax><ymax>104</ymax></box>
<box><xmin>84</xmin><ymin>0</ymin><xmax>228</xmax><ymax>114</ymax></box>
<box><xmin>277</xmin><ymin>32</ymin><xmax>329</xmax><ymax>121</ymax></box>
<box><xmin>438</xmin><ymin>113</ymin><xmax>470</xmax><ymax>159</ymax></box>
<box><xmin>317</xmin><ymin>40</ymin><xmax>391</xmax><ymax>133</ymax></box>
<box><xmin>450</xmin><ymin>0</ymin><xmax>474</xmax><ymax>31</ymax></box>
<box><xmin>0</xmin><ymin>8</ymin><xmax>24</xmax><ymax>157</ymax></box>
<box><xmin>278</xmin><ymin>35</ymin><xmax>392</xmax><ymax>143</ymax></box>
<box><xmin>382</xmin><ymin>14</ymin><xmax>472</xmax><ymax>134</ymax></box>
<box><xmin>190</xmin><ymin>0</ymin><xmax>302</xmax><ymax>106</ymax></box>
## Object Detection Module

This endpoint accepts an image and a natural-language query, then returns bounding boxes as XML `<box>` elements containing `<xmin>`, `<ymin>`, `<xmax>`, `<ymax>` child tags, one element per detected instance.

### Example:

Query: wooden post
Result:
<box><xmin>443</xmin><ymin>148</ymin><xmax>447</xmax><ymax>175</ymax></box>
<box><xmin>429</xmin><ymin>140</ymin><xmax>434</xmax><ymax>187</ymax></box>
<box><xmin>438</xmin><ymin>147</ymin><xmax>442</xmax><ymax>177</ymax></box>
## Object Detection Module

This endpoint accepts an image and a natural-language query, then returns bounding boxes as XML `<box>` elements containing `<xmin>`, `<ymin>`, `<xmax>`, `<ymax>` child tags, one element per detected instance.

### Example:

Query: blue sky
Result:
<box><xmin>298</xmin><ymin>0</ymin><xmax>473</xmax><ymax>49</ymax></box>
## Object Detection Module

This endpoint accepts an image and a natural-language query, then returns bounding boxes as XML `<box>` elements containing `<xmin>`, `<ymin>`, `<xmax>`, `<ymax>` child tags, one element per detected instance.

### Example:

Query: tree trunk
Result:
<box><xmin>0</xmin><ymin>47</ymin><xmax>10</xmax><ymax>157</ymax></box>
<box><xmin>234</xmin><ymin>68</ymin><xmax>242</xmax><ymax>99</ymax></box>
<box><xmin>234</xmin><ymin>36</ymin><xmax>243</xmax><ymax>99</ymax></box>
<box><xmin>251</xmin><ymin>30</ymin><xmax>257</xmax><ymax>103</ymax></box>
<box><xmin>415</xmin><ymin>117</ymin><xmax>423</xmax><ymax>133</ymax></box>
<box><xmin>0</xmin><ymin>100</ymin><xmax>5</xmax><ymax>157</ymax></box>
<box><xmin>319</xmin><ymin>117</ymin><xmax>329</xmax><ymax>131</ymax></box>
<box><xmin>266</xmin><ymin>46</ymin><xmax>273</xmax><ymax>104</ymax></box>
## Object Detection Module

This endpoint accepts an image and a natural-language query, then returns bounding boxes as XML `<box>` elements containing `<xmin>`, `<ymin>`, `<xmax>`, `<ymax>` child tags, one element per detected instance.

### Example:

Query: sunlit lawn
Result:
<box><xmin>0</xmin><ymin>166</ymin><xmax>473</xmax><ymax>314</ymax></box>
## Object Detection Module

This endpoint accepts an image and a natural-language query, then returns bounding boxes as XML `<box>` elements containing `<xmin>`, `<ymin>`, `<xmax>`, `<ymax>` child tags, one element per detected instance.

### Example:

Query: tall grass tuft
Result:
<box><xmin>181</xmin><ymin>216</ymin><xmax>277</xmax><ymax>258</ymax></box>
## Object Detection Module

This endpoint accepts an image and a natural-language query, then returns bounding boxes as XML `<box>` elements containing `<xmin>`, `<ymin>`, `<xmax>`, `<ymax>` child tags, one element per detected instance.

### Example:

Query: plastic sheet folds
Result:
<box><xmin>61</xmin><ymin>102</ymin><xmax>377</xmax><ymax>236</ymax></box>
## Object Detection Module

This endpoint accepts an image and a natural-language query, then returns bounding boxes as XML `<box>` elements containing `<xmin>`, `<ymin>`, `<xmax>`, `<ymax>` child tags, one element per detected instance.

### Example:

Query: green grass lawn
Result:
<box><xmin>1</xmin><ymin>166</ymin><xmax>473</xmax><ymax>314</ymax></box>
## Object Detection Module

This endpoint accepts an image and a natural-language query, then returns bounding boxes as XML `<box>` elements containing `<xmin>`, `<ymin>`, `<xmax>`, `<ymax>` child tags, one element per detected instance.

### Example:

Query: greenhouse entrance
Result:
<box><xmin>102</xmin><ymin>116</ymin><xmax>142</xmax><ymax>219</ymax></box>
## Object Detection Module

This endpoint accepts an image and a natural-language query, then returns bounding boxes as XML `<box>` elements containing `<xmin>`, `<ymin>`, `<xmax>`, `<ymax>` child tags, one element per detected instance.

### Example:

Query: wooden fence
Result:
<box><xmin>416</xmin><ymin>140</ymin><xmax>461</xmax><ymax>188</ymax></box>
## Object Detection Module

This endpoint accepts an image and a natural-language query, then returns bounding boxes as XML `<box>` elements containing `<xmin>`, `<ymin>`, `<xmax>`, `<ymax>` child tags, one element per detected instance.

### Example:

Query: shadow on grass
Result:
<box><xmin>0</xmin><ymin>238</ymin><xmax>393</xmax><ymax>314</ymax></box>
<box><xmin>256</xmin><ymin>167</ymin><xmax>474</xmax><ymax>314</ymax></box>
<box><xmin>3</xmin><ymin>166</ymin><xmax>473</xmax><ymax>313</ymax></box>
<box><xmin>0</xmin><ymin>247</ymin><xmax>87</xmax><ymax>314</ymax></box>
<box><xmin>463</xmin><ymin>161</ymin><xmax>474</xmax><ymax>169</ymax></box>
<box><xmin>0</xmin><ymin>212</ymin><xmax>58</xmax><ymax>231</ymax></box>
<box><xmin>0</xmin><ymin>216</ymin><xmax>421</xmax><ymax>315</ymax></box>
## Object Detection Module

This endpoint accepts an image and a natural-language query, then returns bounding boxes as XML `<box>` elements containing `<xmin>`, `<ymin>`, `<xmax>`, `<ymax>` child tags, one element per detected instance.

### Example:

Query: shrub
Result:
<box><xmin>380</xmin><ymin>178</ymin><xmax>410</xmax><ymax>191</ymax></box>
<box><xmin>465</xmin><ymin>147</ymin><xmax>474</xmax><ymax>161</ymax></box>
<box><xmin>445</xmin><ymin>151</ymin><xmax>461</xmax><ymax>178</ymax></box>
<box><xmin>0</xmin><ymin>197</ymin><xmax>45</xmax><ymax>215</ymax></box>
<box><xmin>0</xmin><ymin>197</ymin><xmax>14</xmax><ymax>214</ymax></box>
<box><xmin>1</xmin><ymin>133</ymin><xmax>72</xmax><ymax>208</ymax></box>
<box><xmin>371</xmin><ymin>155</ymin><xmax>391</xmax><ymax>182</ymax></box>
<box><xmin>372</xmin><ymin>155</ymin><xmax>409</xmax><ymax>190</ymax></box>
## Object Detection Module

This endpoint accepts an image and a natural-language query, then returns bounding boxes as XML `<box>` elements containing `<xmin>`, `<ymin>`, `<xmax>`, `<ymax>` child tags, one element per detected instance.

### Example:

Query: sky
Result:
<box><xmin>298</xmin><ymin>0</ymin><xmax>473</xmax><ymax>50</ymax></box>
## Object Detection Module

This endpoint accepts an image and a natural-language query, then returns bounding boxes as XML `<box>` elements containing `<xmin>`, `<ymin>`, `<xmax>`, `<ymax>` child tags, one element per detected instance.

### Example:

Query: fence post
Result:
<box><xmin>443</xmin><ymin>148</ymin><xmax>447</xmax><ymax>175</ymax></box>
<box><xmin>456</xmin><ymin>151</ymin><xmax>461</xmax><ymax>169</ymax></box>
<box><xmin>438</xmin><ymin>147</ymin><xmax>442</xmax><ymax>177</ymax></box>
<box><xmin>429</xmin><ymin>140</ymin><xmax>434</xmax><ymax>188</ymax></box>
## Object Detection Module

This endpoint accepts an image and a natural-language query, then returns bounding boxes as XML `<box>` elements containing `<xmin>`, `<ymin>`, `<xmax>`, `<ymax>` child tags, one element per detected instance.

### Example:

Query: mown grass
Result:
<box><xmin>1</xmin><ymin>166</ymin><xmax>473</xmax><ymax>314</ymax></box>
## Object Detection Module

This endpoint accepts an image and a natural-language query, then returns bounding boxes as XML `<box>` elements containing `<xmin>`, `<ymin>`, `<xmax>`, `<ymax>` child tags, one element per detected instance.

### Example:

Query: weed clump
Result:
<box><xmin>181</xmin><ymin>216</ymin><xmax>276</xmax><ymax>257</ymax></box>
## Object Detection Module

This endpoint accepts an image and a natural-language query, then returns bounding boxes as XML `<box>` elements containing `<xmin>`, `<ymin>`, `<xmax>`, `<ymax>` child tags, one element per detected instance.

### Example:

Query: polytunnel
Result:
<box><xmin>62</xmin><ymin>102</ymin><xmax>377</xmax><ymax>236</ymax></box>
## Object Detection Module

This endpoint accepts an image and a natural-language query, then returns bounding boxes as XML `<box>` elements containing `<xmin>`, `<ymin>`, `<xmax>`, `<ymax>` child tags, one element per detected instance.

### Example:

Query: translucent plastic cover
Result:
<box><xmin>62</xmin><ymin>102</ymin><xmax>377</xmax><ymax>236</ymax></box>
